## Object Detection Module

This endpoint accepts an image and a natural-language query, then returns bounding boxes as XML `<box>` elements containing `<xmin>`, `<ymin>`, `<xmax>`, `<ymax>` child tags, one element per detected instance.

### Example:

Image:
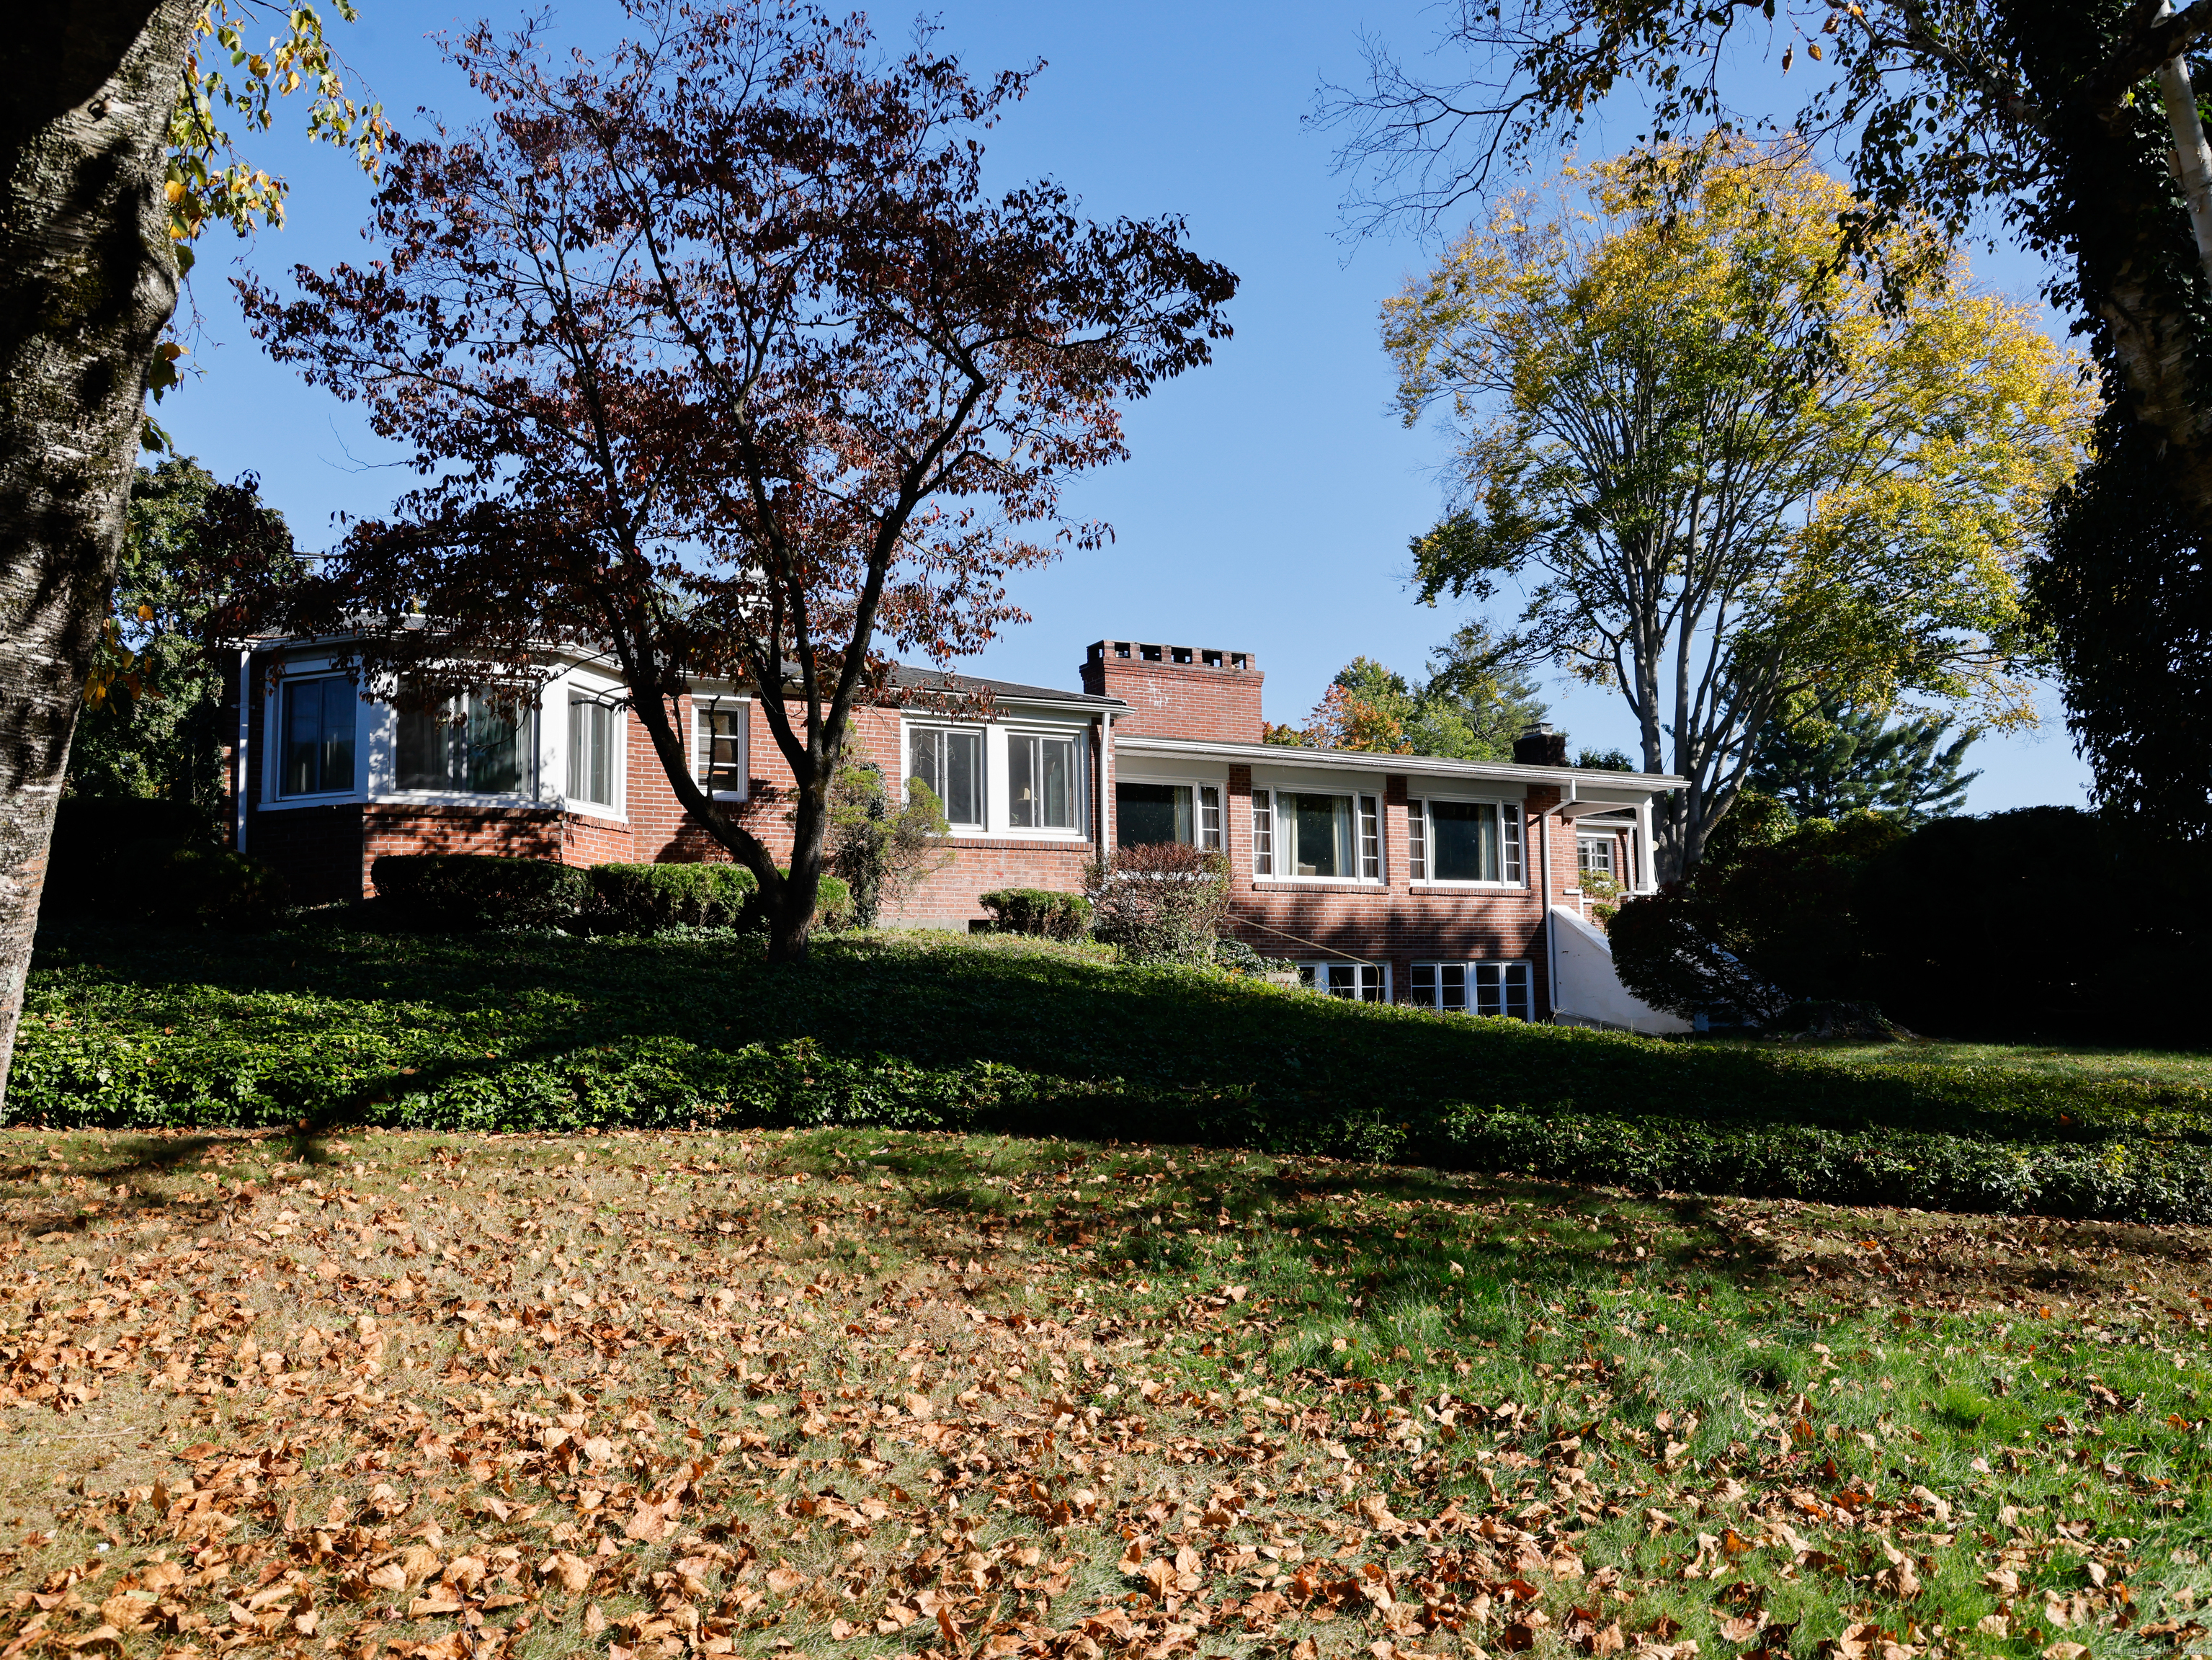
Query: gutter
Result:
<box><xmin>1114</xmin><ymin>731</ymin><xmax>1687</xmax><ymax>793</ymax></box>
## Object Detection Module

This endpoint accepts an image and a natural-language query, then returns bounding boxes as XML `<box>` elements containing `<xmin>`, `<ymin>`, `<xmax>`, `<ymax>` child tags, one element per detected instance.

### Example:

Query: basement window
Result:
<box><xmin>1410</xmin><ymin>961</ymin><xmax>1533</xmax><ymax>1020</ymax></box>
<box><xmin>1298</xmin><ymin>963</ymin><xmax>1389</xmax><ymax>1002</ymax></box>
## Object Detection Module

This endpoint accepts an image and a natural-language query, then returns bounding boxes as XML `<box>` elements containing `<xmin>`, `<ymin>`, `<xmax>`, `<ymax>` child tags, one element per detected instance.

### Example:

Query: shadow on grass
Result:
<box><xmin>24</xmin><ymin>921</ymin><xmax>2208</xmax><ymax>1163</ymax></box>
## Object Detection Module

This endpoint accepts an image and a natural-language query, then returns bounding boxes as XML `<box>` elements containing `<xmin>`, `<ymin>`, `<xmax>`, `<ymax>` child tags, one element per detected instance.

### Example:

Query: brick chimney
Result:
<box><xmin>1513</xmin><ymin>721</ymin><xmax>1567</xmax><ymax>767</ymax></box>
<box><xmin>1082</xmin><ymin>639</ymin><xmax>1263</xmax><ymax>744</ymax></box>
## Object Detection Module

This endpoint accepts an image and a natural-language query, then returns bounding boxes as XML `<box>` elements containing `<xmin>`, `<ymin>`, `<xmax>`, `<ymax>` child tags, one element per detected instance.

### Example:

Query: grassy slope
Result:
<box><xmin>4</xmin><ymin>1124</ymin><xmax>2211</xmax><ymax>1660</ymax></box>
<box><xmin>12</xmin><ymin>926</ymin><xmax>2212</xmax><ymax>1221</ymax></box>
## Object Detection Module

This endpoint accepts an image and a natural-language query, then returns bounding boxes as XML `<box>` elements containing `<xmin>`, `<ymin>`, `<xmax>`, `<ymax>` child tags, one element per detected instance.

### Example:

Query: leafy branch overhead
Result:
<box><xmin>236</xmin><ymin>0</ymin><xmax>1236</xmax><ymax>963</ymax></box>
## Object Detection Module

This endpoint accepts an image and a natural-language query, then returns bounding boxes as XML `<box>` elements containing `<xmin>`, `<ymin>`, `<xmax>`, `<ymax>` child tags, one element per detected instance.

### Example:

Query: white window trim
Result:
<box><xmin>1002</xmin><ymin>726</ymin><xmax>1090</xmax><ymax>839</ymax></box>
<box><xmin>559</xmin><ymin>689</ymin><xmax>627</xmax><ymax>823</ymax></box>
<box><xmin>907</xmin><ymin>720</ymin><xmax>989</xmax><ymax>834</ymax></box>
<box><xmin>1409</xmin><ymin>959</ymin><xmax>1535</xmax><ymax>1020</ymax></box>
<box><xmin>1406</xmin><ymin>794</ymin><xmax>1528</xmax><ymax>890</ymax></box>
<box><xmin>266</xmin><ymin>673</ymin><xmax>362</xmax><ymax>806</ymax></box>
<box><xmin>693</xmin><ymin>695</ymin><xmax>751</xmax><ymax>805</ymax></box>
<box><xmin>1295</xmin><ymin>960</ymin><xmax>1392</xmax><ymax>1001</ymax></box>
<box><xmin>1263</xmin><ymin>787</ymin><xmax>1385</xmax><ymax>885</ymax></box>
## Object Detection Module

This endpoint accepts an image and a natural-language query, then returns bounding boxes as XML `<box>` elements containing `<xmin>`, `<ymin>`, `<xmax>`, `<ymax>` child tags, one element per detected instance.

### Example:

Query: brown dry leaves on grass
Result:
<box><xmin>3</xmin><ymin>1128</ymin><xmax>2211</xmax><ymax>1660</ymax></box>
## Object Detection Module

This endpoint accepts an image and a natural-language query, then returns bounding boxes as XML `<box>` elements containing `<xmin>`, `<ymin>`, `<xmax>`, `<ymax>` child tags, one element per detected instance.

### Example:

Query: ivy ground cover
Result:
<box><xmin>4</xmin><ymin>1126</ymin><xmax>2212</xmax><ymax>1660</ymax></box>
<box><xmin>9</xmin><ymin>927</ymin><xmax>2212</xmax><ymax>1224</ymax></box>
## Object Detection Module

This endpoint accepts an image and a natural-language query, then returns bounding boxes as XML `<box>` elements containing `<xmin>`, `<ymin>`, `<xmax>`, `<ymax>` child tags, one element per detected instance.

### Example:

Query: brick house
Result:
<box><xmin>229</xmin><ymin>634</ymin><xmax>1687</xmax><ymax>1030</ymax></box>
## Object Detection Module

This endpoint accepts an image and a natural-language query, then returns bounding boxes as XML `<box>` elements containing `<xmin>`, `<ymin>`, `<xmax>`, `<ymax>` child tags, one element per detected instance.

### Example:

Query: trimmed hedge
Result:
<box><xmin>590</xmin><ymin>862</ymin><xmax>756</xmax><ymax>932</ymax></box>
<box><xmin>980</xmin><ymin>888</ymin><xmax>1092</xmax><ymax>940</ymax></box>
<box><xmin>371</xmin><ymin>854</ymin><xmax>589</xmax><ymax>931</ymax></box>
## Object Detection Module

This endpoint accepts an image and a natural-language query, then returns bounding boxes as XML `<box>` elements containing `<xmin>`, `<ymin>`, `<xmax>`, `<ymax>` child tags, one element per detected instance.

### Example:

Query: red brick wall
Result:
<box><xmin>1215</xmin><ymin>769</ymin><xmax>1565</xmax><ymax>1017</ymax></box>
<box><xmin>1081</xmin><ymin>641</ymin><xmax>1262</xmax><ymax>744</ymax></box>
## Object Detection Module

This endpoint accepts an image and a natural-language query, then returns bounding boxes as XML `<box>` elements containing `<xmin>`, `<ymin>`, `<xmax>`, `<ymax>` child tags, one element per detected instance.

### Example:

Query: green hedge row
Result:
<box><xmin>368</xmin><ymin>854</ymin><xmax>849</xmax><ymax>934</ymax></box>
<box><xmin>978</xmin><ymin>888</ymin><xmax>1092</xmax><ymax>940</ymax></box>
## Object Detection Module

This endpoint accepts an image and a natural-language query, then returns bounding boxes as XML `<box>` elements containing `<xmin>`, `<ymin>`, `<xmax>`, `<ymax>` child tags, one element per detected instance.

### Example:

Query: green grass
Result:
<box><xmin>13</xmin><ymin>923</ymin><xmax>2212</xmax><ymax>1223</ymax></box>
<box><xmin>9</xmin><ymin>1121</ymin><xmax>2211</xmax><ymax>1660</ymax></box>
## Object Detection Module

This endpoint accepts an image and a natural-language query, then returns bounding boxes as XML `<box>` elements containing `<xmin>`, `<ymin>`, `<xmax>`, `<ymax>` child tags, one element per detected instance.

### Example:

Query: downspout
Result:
<box><xmin>234</xmin><ymin>648</ymin><xmax>252</xmax><ymax>854</ymax></box>
<box><xmin>1099</xmin><ymin>709</ymin><xmax>1115</xmax><ymax>858</ymax></box>
<box><xmin>1538</xmin><ymin>800</ymin><xmax>1556</xmax><ymax>1022</ymax></box>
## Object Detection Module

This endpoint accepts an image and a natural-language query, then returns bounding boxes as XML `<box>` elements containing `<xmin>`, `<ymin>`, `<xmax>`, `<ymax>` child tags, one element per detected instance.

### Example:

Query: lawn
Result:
<box><xmin>10</xmin><ymin>925</ymin><xmax>2212</xmax><ymax>1224</ymax></box>
<box><xmin>4</xmin><ymin>1123</ymin><xmax>2211</xmax><ymax>1660</ymax></box>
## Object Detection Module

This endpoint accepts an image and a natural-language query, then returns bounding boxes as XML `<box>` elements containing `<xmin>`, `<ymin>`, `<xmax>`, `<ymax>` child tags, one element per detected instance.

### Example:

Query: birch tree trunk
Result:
<box><xmin>0</xmin><ymin>1</ymin><xmax>192</xmax><ymax>1105</ymax></box>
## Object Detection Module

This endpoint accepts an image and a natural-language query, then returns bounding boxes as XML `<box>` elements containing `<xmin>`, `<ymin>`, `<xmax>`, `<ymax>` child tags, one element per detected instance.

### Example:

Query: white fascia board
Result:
<box><xmin>1113</xmin><ymin>733</ymin><xmax>1687</xmax><ymax>795</ymax></box>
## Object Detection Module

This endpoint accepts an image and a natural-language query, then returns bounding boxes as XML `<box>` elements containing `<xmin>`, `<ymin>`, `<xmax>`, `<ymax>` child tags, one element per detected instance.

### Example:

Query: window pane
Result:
<box><xmin>1504</xmin><ymin>963</ymin><xmax>1532</xmax><ymax>1021</ymax></box>
<box><xmin>568</xmin><ymin>700</ymin><xmax>587</xmax><ymax>800</ymax></box>
<box><xmin>700</xmin><ymin>708</ymin><xmax>744</xmax><ymax>794</ymax></box>
<box><xmin>910</xmin><ymin>728</ymin><xmax>942</xmax><ymax>810</ymax></box>
<box><xmin>396</xmin><ymin>700</ymin><xmax>450</xmax><ymax>790</ymax></box>
<box><xmin>1118</xmin><ymin>782</ymin><xmax>1190</xmax><ymax>847</ymax></box>
<box><xmin>1009</xmin><ymin>736</ymin><xmax>1036</xmax><ymax>828</ymax></box>
<box><xmin>1439</xmin><ymin>964</ymin><xmax>1466</xmax><ymax>1011</ymax></box>
<box><xmin>1430</xmin><ymin>800</ymin><xmax>1500</xmax><ymax>881</ymax></box>
<box><xmin>1358</xmin><ymin>795</ymin><xmax>1379</xmax><ymax>878</ymax></box>
<box><xmin>468</xmin><ymin>697</ymin><xmax>522</xmax><ymax>793</ymax></box>
<box><xmin>1042</xmin><ymin>738</ymin><xmax>1074</xmax><ymax>829</ymax></box>
<box><xmin>592</xmin><ymin>705</ymin><xmax>613</xmax><ymax>805</ymax></box>
<box><xmin>281</xmin><ymin>683</ymin><xmax>317</xmax><ymax>795</ymax></box>
<box><xmin>944</xmin><ymin>730</ymin><xmax>980</xmax><ymax>824</ymax></box>
<box><xmin>1198</xmin><ymin>784</ymin><xmax>1221</xmax><ymax>849</ymax></box>
<box><xmin>1251</xmin><ymin>789</ymin><xmax>1272</xmax><ymax>874</ymax></box>
<box><xmin>318</xmin><ymin>679</ymin><xmax>354</xmax><ymax>794</ymax></box>
<box><xmin>1503</xmin><ymin>806</ymin><xmax>1525</xmax><ymax>883</ymax></box>
<box><xmin>1288</xmin><ymin>793</ymin><xmax>1342</xmax><ymax>877</ymax></box>
<box><xmin>1408</xmin><ymin>799</ymin><xmax>1427</xmax><ymax>881</ymax></box>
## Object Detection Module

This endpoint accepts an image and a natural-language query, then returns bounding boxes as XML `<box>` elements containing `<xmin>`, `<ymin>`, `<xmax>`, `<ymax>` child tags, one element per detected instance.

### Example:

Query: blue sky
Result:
<box><xmin>161</xmin><ymin>0</ymin><xmax>2093</xmax><ymax>811</ymax></box>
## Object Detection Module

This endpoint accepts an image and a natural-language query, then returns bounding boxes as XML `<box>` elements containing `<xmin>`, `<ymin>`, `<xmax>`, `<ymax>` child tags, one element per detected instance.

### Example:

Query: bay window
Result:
<box><xmin>910</xmin><ymin>726</ymin><xmax>983</xmax><ymax>828</ymax></box>
<box><xmin>1408</xmin><ymin>798</ymin><xmax>1523</xmax><ymax>884</ymax></box>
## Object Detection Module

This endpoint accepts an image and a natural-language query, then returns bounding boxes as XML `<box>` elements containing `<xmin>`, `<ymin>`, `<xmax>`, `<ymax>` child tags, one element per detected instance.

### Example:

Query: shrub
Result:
<box><xmin>141</xmin><ymin>847</ymin><xmax>290</xmax><ymax>930</ymax></box>
<box><xmin>589</xmin><ymin>862</ymin><xmax>757</xmax><ymax>932</ymax></box>
<box><xmin>733</xmin><ymin>870</ymin><xmax>855</xmax><ymax>935</ymax></box>
<box><xmin>980</xmin><ymin>888</ymin><xmax>1092</xmax><ymax>940</ymax></box>
<box><xmin>1086</xmin><ymin>842</ymin><xmax>1230</xmax><ymax>964</ymax></box>
<box><xmin>828</xmin><ymin>762</ymin><xmax>952</xmax><ymax>927</ymax></box>
<box><xmin>1213</xmin><ymin>934</ymin><xmax>1297</xmax><ymax>977</ymax></box>
<box><xmin>1611</xmin><ymin>812</ymin><xmax>1906</xmax><ymax>1024</ymax></box>
<box><xmin>371</xmin><ymin>854</ymin><xmax>589</xmax><ymax>931</ymax></box>
<box><xmin>45</xmin><ymin>796</ymin><xmax>220</xmax><ymax>919</ymax></box>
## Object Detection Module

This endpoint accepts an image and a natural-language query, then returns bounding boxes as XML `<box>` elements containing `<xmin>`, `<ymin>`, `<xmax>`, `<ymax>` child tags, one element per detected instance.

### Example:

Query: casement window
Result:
<box><xmin>1116</xmin><ymin>780</ymin><xmax>1221</xmax><ymax>849</ymax></box>
<box><xmin>910</xmin><ymin>726</ymin><xmax>983</xmax><ymax>828</ymax></box>
<box><xmin>1407</xmin><ymin>798</ymin><xmax>1523</xmax><ymax>884</ymax></box>
<box><xmin>278</xmin><ymin>677</ymin><xmax>355</xmax><ymax>797</ymax></box>
<box><xmin>567</xmin><ymin>695</ymin><xmax>620</xmax><ymax>809</ymax></box>
<box><xmin>1272</xmin><ymin>791</ymin><xmax>1382</xmax><ymax>880</ymax></box>
<box><xmin>1009</xmin><ymin>732</ymin><xmax>1080</xmax><ymax>831</ymax></box>
<box><xmin>696</xmin><ymin>703</ymin><xmax>747</xmax><ymax>798</ymax></box>
<box><xmin>397</xmin><ymin>691</ymin><xmax>530</xmax><ymax>795</ymax></box>
<box><xmin>1410</xmin><ymin>961</ymin><xmax>1533</xmax><ymax>1021</ymax></box>
<box><xmin>1577</xmin><ymin>835</ymin><xmax>1616</xmax><ymax>878</ymax></box>
<box><xmin>1298</xmin><ymin>962</ymin><xmax>1389</xmax><ymax>1002</ymax></box>
<box><xmin>1251</xmin><ymin>789</ymin><xmax>1275</xmax><ymax>875</ymax></box>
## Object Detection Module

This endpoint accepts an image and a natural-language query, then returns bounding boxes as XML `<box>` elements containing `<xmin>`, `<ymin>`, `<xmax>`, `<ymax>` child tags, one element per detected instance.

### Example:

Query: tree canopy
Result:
<box><xmin>1319</xmin><ymin>0</ymin><xmax>2212</xmax><ymax>844</ymax></box>
<box><xmin>1265</xmin><ymin>622</ymin><xmax>1546</xmax><ymax>759</ymax></box>
<box><xmin>1747</xmin><ymin>695</ymin><xmax>1981</xmax><ymax>827</ymax></box>
<box><xmin>1386</xmin><ymin>140</ymin><xmax>2089</xmax><ymax>877</ymax></box>
<box><xmin>241</xmin><ymin>0</ymin><xmax>1236</xmax><ymax>960</ymax></box>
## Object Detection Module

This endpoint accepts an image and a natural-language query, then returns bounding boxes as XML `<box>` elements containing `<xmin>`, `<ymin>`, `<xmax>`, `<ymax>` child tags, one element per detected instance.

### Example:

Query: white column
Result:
<box><xmin>1636</xmin><ymin>798</ymin><xmax>1657</xmax><ymax>893</ymax></box>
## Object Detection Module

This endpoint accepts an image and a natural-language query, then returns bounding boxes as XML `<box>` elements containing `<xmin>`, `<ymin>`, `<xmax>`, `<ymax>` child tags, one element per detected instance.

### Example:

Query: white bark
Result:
<box><xmin>2158</xmin><ymin>1</ymin><xmax>2212</xmax><ymax>282</ymax></box>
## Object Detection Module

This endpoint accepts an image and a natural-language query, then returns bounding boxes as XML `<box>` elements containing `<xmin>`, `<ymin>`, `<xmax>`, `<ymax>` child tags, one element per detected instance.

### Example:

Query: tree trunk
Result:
<box><xmin>0</xmin><ymin>1</ymin><xmax>190</xmax><ymax>1103</ymax></box>
<box><xmin>767</xmin><ymin>768</ymin><xmax>828</xmax><ymax>964</ymax></box>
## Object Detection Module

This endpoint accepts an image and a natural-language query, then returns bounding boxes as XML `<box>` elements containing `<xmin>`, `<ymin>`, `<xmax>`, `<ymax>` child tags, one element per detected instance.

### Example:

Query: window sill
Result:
<box><xmin>260</xmin><ymin>792</ymin><xmax>361</xmax><ymax>811</ymax></box>
<box><xmin>562</xmin><ymin>800</ymin><xmax>628</xmax><ymax>825</ymax></box>
<box><xmin>1248</xmin><ymin>878</ymin><xmax>1386</xmax><ymax>891</ymax></box>
<box><xmin>1410</xmin><ymin>880</ymin><xmax>1527</xmax><ymax>893</ymax></box>
<box><xmin>367</xmin><ymin>793</ymin><xmax>549</xmax><ymax>812</ymax></box>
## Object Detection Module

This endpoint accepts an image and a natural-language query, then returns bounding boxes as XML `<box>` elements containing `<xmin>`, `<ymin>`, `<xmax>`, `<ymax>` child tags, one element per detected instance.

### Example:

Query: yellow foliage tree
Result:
<box><xmin>1386</xmin><ymin>137</ymin><xmax>2095</xmax><ymax>879</ymax></box>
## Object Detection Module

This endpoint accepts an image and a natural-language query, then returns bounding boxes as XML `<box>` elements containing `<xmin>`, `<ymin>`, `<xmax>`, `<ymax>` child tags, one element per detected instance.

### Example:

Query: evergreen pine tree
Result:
<box><xmin>1748</xmin><ymin>696</ymin><xmax>1981</xmax><ymax>826</ymax></box>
